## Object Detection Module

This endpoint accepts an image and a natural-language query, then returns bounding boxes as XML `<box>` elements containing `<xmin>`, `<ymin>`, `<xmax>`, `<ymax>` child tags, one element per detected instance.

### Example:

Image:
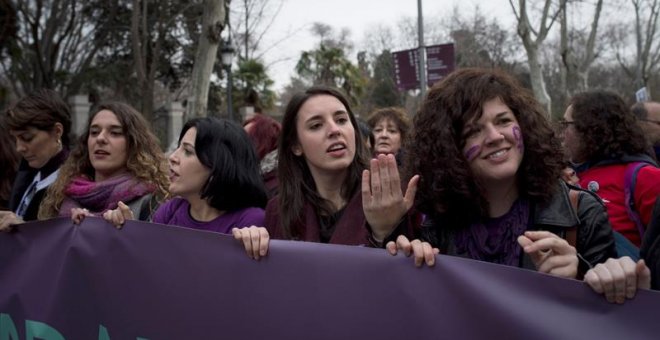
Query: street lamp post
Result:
<box><xmin>220</xmin><ymin>39</ymin><xmax>235</xmax><ymax>121</ymax></box>
<box><xmin>417</xmin><ymin>0</ymin><xmax>426</xmax><ymax>98</ymax></box>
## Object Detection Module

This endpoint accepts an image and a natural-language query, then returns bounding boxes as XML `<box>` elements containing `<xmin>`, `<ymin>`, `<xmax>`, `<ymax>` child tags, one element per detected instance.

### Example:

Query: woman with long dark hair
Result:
<box><xmin>233</xmin><ymin>86</ymin><xmax>417</xmax><ymax>259</ymax></box>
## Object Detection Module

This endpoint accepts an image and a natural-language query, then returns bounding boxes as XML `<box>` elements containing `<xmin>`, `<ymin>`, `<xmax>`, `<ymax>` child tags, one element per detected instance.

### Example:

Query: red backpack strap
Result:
<box><xmin>566</xmin><ymin>189</ymin><xmax>580</xmax><ymax>247</ymax></box>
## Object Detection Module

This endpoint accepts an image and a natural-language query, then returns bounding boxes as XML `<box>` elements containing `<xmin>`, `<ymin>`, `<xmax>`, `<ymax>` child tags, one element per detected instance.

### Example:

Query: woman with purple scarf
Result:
<box><xmin>38</xmin><ymin>102</ymin><xmax>168</xmax><ymax>221</ymax></box>
<box><xmin>386</xmin><ymin>68</ymin><xmax>651</xmax><ymax>304</ymax></box>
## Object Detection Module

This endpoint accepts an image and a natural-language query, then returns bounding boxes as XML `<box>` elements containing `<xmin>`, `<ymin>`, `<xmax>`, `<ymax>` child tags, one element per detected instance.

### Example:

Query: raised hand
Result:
<box><xmin>362</xmin><ymin>153</ymin><xmax>419</xmax><ymax>242</ymax></box>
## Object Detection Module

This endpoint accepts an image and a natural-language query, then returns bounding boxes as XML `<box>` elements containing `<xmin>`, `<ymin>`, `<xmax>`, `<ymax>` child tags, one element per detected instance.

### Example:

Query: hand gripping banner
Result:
<box><xmin>1</xmin><ymin>218</ymin><xmax>659</xmax><ymax>339</ymax></box>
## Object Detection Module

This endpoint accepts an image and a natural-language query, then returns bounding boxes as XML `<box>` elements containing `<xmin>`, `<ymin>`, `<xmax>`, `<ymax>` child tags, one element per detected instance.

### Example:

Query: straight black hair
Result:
<box><xmin>179</xmin><ymin>117</ymin><xmax>267</xmax><ymax>211</ymax></box>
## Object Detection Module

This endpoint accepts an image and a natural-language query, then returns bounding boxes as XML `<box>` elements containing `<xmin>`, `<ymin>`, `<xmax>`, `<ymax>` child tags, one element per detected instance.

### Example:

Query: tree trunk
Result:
<box><xmin>187</xmin><ymin>0</ymin><xmax>228</xmax><ymax>118</ymax></box>
<box><xmin>561</xmin><ymin>0</ymin><xmax>602</xmax><ymax>96</ymax></box>
<box><xmin>526</xmin><ymin>45</ymin><xmax>551</xmax><ymax>114</ymax></box>
<box><xmin>131</xmin><ymin>0</ymin><xmax>148</xmax><ymax>115</ymax></box>
<box><xmin>510</xmin><ymin>0</ymin><xmax>558</xmax><ymax>116</ymax></box>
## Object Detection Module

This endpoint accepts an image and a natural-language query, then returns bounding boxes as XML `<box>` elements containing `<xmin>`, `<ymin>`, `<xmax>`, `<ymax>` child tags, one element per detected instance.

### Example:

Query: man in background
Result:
<box><xmin>632</xmin><ymin>101</ymin><xmax>660</xmax><ymax>160</ymax></box>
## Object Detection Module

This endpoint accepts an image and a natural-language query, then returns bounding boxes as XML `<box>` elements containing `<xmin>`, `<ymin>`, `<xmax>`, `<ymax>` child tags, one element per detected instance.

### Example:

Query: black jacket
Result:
<box><xmin>9</xmin><ymin>149</ymin><xmax>69</xmax><ymax>221</ymax></box>
<box><xmin>641</xmin><ymin>196</ymin><xmax>660</xmax><ymax>290</ymax></box>
<box><xmin>419</xmin><ymin>181</ymin><xmax>617</xmax><ymax>277</ymax></box>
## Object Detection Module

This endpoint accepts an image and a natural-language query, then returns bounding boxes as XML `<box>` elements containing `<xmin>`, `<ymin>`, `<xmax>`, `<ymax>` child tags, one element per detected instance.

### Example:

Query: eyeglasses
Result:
<box><xmin>557</xmin><ymin>120</ymin><xmax>575</xmax><ymax>128</ymax></box>
<box><xmin>641</xmin><ymin>119</ymin><xmax>660</xmax><ymax>126</ymax></box>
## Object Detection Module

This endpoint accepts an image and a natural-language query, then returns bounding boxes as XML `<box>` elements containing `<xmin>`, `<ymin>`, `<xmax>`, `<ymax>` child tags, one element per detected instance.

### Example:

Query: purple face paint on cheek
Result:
<box><xmin>512</xmin><ymin>125</ymin><xmax>524</xmax><ymax>153</ymax></box>
<box><xmin>464</xmin><ymin>144</ymin><xmax>481</xmax><ymax>161</ymax></box>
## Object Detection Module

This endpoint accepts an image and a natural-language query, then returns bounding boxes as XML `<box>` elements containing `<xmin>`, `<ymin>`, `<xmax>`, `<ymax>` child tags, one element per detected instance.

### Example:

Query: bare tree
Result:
<box><xmin>448</xmin><ymin>5</ymin><xmax>520</xmax><ymax>70</ymax></box>
<box><xmin>0</xmin><ymin>0</ymin><xmax>117</xmax><ymax>97</ymax></box>
<box><xmin>130</xmin><ymin>0</ymin><xmax>204</xmax><ymax>121</ymax></box>
<box><xmin>623</xmin><ymin>0</ymin><xmax>660</xmax><ymax>90</ymax></box>
<box><xmin>230</xmin><ymin>0</ymin><xmax>283</xmax><ymax>61</ymax></box>
<box><xmin>187</xmin><ymin>0</ymin><xmax>229</xmax><ymax>118</ymax></box>
<box><xmin>560</xmin><ymin>0</ymin><xmax>604</xmax><ymax>95</ymax></box>
<box><xmin>131</xmin><ymin>0</ymin><xmax>170</xmax><ymax>122</ymax></box>
<box><xmin>509</xmin><ymin>0</ymin><xmax>561</xmax><ymax>114</ymax></box>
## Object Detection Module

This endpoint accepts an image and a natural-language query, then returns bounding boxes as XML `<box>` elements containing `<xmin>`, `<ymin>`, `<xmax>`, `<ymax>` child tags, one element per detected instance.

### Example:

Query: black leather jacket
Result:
<box><xmin>419</xmin><ymin>181</ymin><xmax>617</xmax><ymax>277</ymax></box>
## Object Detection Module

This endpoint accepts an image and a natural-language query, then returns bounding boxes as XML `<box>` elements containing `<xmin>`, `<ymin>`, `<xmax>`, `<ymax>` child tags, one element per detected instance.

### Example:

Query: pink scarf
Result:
<box><xmin>59</xmin><ymin>174</ymin><xmax>155</xmax><ymax>217</ymax></box>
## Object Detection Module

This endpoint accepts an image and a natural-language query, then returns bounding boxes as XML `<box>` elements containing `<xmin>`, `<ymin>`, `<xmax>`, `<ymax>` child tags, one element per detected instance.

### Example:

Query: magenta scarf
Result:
<box><xmin>58</xmin><ymin>174</ymin><xmax>155</xmax><ymax>217</ymax></box>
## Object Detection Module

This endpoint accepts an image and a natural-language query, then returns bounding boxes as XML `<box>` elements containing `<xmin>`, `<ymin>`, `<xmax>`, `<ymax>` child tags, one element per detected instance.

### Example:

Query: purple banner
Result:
<box><xmin>1</xmin><ymin>218</ymin><xmax>659</xmax><ymax>339</ymax></box>
<box><xmin>393</xmin><ymin>48</ymin><xmax>421</xmax><ymax>91</ymax></box>
<box><xmin>392</xmin><ymin>44</ymin><xmax>456</xmax><ymax>91</ymax></box>
<box><xmin>426</xmin><ymin>43</ymin><xmax>455</xmax><ymax>87</ymax></box>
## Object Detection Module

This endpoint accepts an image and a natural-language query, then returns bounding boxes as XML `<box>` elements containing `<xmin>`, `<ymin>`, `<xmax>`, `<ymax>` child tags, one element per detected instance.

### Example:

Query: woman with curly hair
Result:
<box><xmin>38</xmin><ymin>101</ymin><xmax>168</xmax><ymax>222</ymax></box>
<box><xmin>233</xmin><ymin>86</ymin><xmax>417</xmax><ymax>260</ymax></box>
<box><xmin>387</xmin><ymin>68</ymin><xmax>649</xmax><ymax>304</ymax></box>
<box><xmin>562</xmin><ymin>91</ymin><xmax>660</xmax><ymax>247</ymax></box>
<box><xmin>367</xmin><ymin>107</ymin><xmax>411</xmax><ymax>161</ymax></box>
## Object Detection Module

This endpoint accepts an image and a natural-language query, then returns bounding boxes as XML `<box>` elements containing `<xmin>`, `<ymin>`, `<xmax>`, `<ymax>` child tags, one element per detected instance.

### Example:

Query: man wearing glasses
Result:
<box><xmin>632</xmin><ymin>101</ymin><xmax>660</xmax><ymax>160</ymax></box>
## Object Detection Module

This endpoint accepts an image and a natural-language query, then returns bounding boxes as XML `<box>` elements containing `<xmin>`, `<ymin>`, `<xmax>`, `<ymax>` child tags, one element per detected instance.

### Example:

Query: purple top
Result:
<box><xmin>152</xmin><ymin>197</ymin><xmax>265</xmax><ymax>234</ymax></box>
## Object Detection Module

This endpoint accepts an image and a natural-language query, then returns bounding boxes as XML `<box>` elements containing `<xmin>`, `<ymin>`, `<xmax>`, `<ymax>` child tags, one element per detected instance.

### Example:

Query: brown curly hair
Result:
<box><xmin>569</xmin><ymin>91</ymin><xmax>648</xmax><ymax>163</ymax></box>
<box><xmin>407</xmin><ymin>68</ymin><xmax>563</xmax><ymax>226</ymax></box>
<box><xmin>366</xmin><ymin>107</ymin><xmax>412</xmax><ymax>148</ymax></box>
<box><xmin>39</xmin><ymin>102</ymin><xmax>169</xmax><ymax>218</ymax></box>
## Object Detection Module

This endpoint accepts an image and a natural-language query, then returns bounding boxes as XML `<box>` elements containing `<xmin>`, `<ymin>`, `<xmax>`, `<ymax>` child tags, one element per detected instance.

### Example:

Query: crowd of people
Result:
<box><xmin>2</xmin><ymin>67</ymin><xmax>659</xmax><ymax>306</ymax></box>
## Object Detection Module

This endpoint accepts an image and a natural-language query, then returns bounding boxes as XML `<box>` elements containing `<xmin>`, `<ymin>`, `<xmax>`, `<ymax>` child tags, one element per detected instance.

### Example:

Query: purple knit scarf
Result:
<box><xmin>58</xmin><ymin>174</ymin><xmax>155</xmax><ymax>217</ymax></box>
<box><xmin>453</xmin><ymin>199</ymin><xmax>529</xmax><ymax>267</ymax></box>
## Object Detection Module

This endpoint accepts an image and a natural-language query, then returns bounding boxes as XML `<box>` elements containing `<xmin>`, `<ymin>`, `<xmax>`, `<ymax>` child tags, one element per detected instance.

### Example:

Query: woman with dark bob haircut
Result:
<box><xmin>104</xmin><ymin>117</ymin><xmax>267</xmax><ymax>234</ymax></box>
<box><xmin>387</xmin><ymin>68</ymin><xmax>649</xmax><ymax>304</ymax></box>
<box><xmin>233</xmin><ymin>86</ymin><xmax>417</xmax><ymax>260</ymax></box>
<box><xmin>562</xmin><ymin>90</ymin><xmax>660</xmax><ymax>247</ymax></box>
<box><xmin>38</xmin><ymin>101</ymin><xmax>169</xmax><ymax>222</ymax></box>
<box><xmin>0</xmin><ymin>89</ymin><xmax>71</xmax><ymax>230</ymax></box>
